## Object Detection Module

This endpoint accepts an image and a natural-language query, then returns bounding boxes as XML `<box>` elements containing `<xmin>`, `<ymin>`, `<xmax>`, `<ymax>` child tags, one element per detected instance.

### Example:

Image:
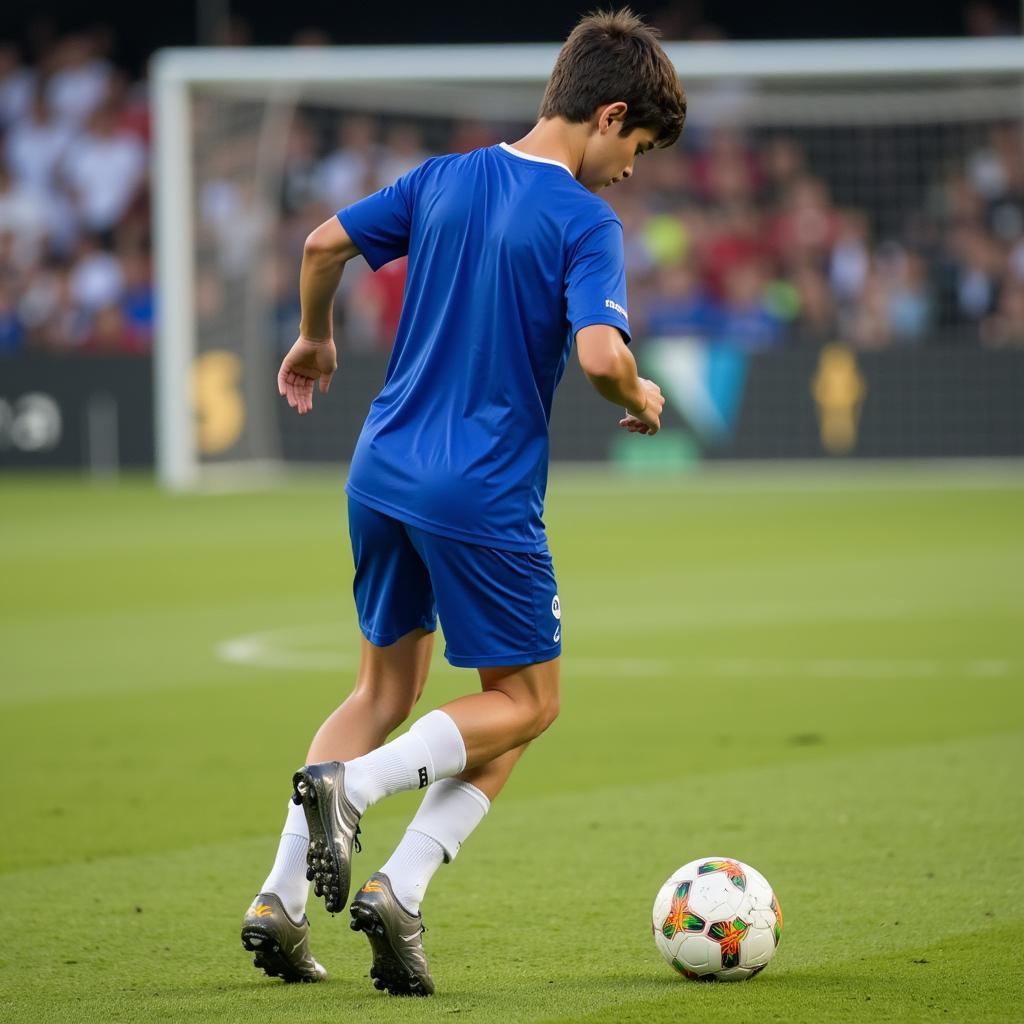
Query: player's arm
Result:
<box><xmin>278</xmin><ymin>217</ymin><xmax>360</xmax><ymax>415</ymax></box>
<box><xmin>576</xmin><ymin>324</ymin><xmax>664</xmax><ymax>435</ymax></box>
<box><xmin>298</xmin><ymin>217</ymin><xmax>360</xmax><ymax>341</ymax></box>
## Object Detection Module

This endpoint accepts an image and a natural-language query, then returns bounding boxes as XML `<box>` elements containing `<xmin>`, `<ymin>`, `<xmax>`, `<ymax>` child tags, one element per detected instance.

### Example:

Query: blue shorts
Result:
<box><xmin>348</xmin><ymin>496</ymin><xmax>562</xmax><ymax>668</ymax></box>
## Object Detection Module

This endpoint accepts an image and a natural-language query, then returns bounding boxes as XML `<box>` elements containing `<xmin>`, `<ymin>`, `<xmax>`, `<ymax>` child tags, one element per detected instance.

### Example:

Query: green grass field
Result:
<box><xmin>2</xmin><ymin>465</ymin><xmax>1022</xmax><ymax>1023</ymax></box>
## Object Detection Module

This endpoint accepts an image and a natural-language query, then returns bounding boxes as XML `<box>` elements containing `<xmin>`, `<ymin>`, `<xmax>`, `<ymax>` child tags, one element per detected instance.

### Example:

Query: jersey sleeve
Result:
<box><xmin>336</xmin><ymin>162</ymin><xmax>427</xmax><ymax>271</ymax></box>
<box><xmin>564</xmin><ymin>218</ymin><xmax>631</xmax><ymax>343</ymax></box>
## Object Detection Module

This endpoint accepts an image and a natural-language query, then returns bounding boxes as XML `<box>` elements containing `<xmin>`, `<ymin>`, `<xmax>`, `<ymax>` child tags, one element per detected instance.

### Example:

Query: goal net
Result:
<box><xmin>153</xmin><ymin>39</ymin><xmax>1024</xmax><ymax>488</ymax></box>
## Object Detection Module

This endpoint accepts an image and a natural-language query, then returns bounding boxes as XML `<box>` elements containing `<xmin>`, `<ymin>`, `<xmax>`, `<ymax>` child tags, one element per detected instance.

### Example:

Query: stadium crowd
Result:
<box><xmin>3</xmin><ymin>28</ymin><xmax>1024</xmax><ymax>356</ymax></box>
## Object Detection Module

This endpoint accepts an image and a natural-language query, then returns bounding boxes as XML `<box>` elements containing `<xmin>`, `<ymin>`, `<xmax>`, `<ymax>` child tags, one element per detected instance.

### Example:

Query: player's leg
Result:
<box><xmin>243</xmin><ymin>499</ymin><xmax>436</xmax><ymax>980</ymax></box>
<box><xmin>376</xmin><ymin>741</ymin><xmax>529</xmax><ymax>914</ymax></box>
<box><xmin>329</xmin><ymin>536</ymin><xmax>562</xmax><ymax>817</ymax></box>
<box><xmin>296</xmin><ymin>498</ymin><xmax>441</xmax><ymax>914</ymax></box>
<box><xmin>297</xmin><ymin>533</ymin><xmax>560</xmax><ymax>879</ymax></box>
<box><xmin>256</xmin><ymin>629</ymin><xmax>433</xmax><ymax>917</ymax></box>
<box><xmin>347</xmin><ymin>742</ymin><xmax>530</xmax><ymax>998</ymax></box>
<box><xmin>347</xmin><ymin>684</ymin><xmax>551</xmax><ymax>996</ymax></box>
<box><xmin>458</xmin><ymin>739</ymin><xmax>531</xmax><ymax>801</ymax></box>
<box><xmin>306</xmin><ymin>629</ymin><xmax>434</xmax><ymax>764</ymax></box>
<box><xmin>340</xmin><ymin>537</ymin><xmax>561</xmax><ymax>994</ymax></box>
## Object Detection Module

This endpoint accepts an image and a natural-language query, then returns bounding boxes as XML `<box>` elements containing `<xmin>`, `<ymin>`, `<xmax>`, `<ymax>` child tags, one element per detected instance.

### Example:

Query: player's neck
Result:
<box><xmin>509</xmin><ymin>118</ymin><xmax>589</xmax><ymax>179</ymax></box>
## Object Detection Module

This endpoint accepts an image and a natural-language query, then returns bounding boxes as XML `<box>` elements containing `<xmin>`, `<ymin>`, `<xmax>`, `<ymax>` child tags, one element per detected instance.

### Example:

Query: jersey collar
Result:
<box><xmin>499</xmin><ymin>142</ymin><xmax>574</xmax><ymax>179</ymax></box>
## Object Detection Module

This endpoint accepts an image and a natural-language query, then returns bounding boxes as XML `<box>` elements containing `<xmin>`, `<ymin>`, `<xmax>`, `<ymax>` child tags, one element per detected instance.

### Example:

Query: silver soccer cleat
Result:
<box><xmin>240</xmin><ymin>892</ymin><xmax>327</xmax><ymax>983</ymax></box>
<box><xmin>292</xmin><ymin>761</ymin><xmax>363</xmax><ymax>914</ymax></box>
<box><xmin>350</xmin><ymin>871</ymin><xmax>435</xmax><ymax>996</ymax></box>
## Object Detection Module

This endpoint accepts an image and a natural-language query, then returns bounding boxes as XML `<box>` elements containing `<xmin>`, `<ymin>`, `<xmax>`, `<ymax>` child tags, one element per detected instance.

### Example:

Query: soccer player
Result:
<box><xmin>241</xmin><ymin>7</ymin><xmax>685</xmax><ymax>995</ymax></box>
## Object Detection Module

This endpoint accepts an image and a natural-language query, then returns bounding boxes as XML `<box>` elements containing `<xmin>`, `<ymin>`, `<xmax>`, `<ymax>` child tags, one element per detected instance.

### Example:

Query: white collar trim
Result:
<box><xmin>499</xmin><ymin>142</ymin><xmax>574</xmax><ymax>178</ymax></box>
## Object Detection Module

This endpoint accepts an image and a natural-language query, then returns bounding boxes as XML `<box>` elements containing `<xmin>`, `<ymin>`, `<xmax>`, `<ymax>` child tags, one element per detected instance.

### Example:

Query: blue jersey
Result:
<box><xmin>338</xmin><ymin>143</ymin><xmax>631</xmax><ymax>553</ymax></box>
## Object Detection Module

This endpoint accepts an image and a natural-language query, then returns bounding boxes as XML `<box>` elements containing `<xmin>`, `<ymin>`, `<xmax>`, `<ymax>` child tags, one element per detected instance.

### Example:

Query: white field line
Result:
<box><xmin>214</xmin><ymin>625</ymin><xmax>1013</xmax><ymax>680</ymax></box>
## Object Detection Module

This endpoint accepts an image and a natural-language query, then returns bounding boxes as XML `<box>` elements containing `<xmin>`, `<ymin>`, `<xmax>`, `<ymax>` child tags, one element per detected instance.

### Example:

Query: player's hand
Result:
<box><xmin>277</xmin><ymin>335</ymin><xmax>337</xmax><ymax>415</ymax></box>
<box><xmin>618</xmin><ymin>378</ymin><xmax>664</xmax><ymax>436</ymax></box>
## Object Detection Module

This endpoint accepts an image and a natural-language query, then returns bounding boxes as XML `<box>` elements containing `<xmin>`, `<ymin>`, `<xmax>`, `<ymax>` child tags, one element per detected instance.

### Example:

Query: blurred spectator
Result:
<box><xmin>939</xmin><ymin>223</ymin><xmax>1003</xmax><ymax>323</ymax></box>
<box><xmin>0</xmin><ymin>44</ymin><xmax>34</xmax><ymax>130</ymax></box>
<box><xmin>846</xmin><ymin>267</ymin><xmax>892</xmax><ymax>349</ymax></box>
<box><xmin>346</xmin><ymin>259</ymin><xmax>409</xmax><ymax>350</ymax></box>
<box><xmin>46</xmin><ymin>32</ymin><xmax>113</xmax><ymax>128</ymax></box>
<box><xmin>281</xmin><ymin>117</ymin><xmax>321</xmax><ymax>215</ymax></box>
<box><xmin>879</xmin><ymin>245</ymin><xmax>932</xmax><ymax>343</ymax></box>
<box><xmin>0</xmin><ymin>279</ymin><xmax>26</xmax><ymax>352</ymax></box>
<box><xmin>61</xmin><ymin>102</ymin><xmax>146</xmax><ymax>233</ymax></box>
<box><xmin>80</xmin><ymin>302</ymin><xmax>147</xmax><ymax>353</ymax></box>
<box><xmin>703</xmin><ymin>203</ymin><xmax>767</xmax><ymax>297</ymax></box>
<box><xmin>761</xmin><ymin>135</ymin><xmax>805</xmax><ymax>208</ymax></box>
<box><xmin>69</xmin><ymin>234</ymin><xmax>123</xmax><ymax>312</ymax></box>
<box><xmin>200</xmin><ymin>166</ymin><xmax>271</xmax><ymax>280</ymax></box>
<box><xmin>377</xmin><ymin>123</ymin><xmax>428</xmax><ymax>186</ymax></box>
<box><xmin>692</xmin><ymin>128</ymin><xmax>759</xmax><ymax>205</ymax></box>
<box><xmin>792</xmin><ymin>265</ymin><xmax>836</xmax><ymax>342</ymax></box>
<box><xmin>829</xmin><ymin>211</ymin><xmax>871</xmax><ymax>305</ymax></box>
<box><xmin>316</xmin><ymin>117</ymin><xmax>377</xmax><ymax>210</ymax></box>
<box><xmin>0</xmin><ymin>162</ymin><xmax>50</xmax><ymax>268</ymax></box>
<box><xmin>718</xmin><ymin>261</ymin><xmax>784</xmax><ymax>350</ymax></box>
<box><xmin>982</xmin><ymin>281</ymin><xmax>1024</xmax><ymax>346</ymax></box>
<box><xmin>645</xmin><ymin>263</ymin><xmax>720</xmax><ymax>339</ymax></box>
<box><xmin>120</xmin><ymin>248</ymin><xmax>154</xmax><ymax>342</ymax></box>
<box><xmin>769</xmin><ymin>175</ymin><xmax>840</xmax><ymax>270</ymax></box>
<box><xmin>5</xmin><ymin>87</ymin><xmax>73</xmax><ymax>193</ymax></box>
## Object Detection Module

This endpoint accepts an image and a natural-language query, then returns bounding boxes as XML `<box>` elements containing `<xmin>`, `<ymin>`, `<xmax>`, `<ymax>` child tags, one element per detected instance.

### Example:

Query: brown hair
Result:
<box><xmin>539</xmin><ymin>8</ymin><xmax>686</xmax><ymax>149</ymax></box>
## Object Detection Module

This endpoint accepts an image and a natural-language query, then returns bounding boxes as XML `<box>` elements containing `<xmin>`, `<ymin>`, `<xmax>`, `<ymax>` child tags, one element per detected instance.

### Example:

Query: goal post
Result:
<box><xmin>152</xmin><ymin>38</ymin><xmax>1024</xmax><ymax>489</ymax></box>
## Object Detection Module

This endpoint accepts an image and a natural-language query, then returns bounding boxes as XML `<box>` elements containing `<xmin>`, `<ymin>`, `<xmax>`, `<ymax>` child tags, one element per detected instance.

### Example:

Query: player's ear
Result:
<box><xmin>596</xmin><ymin>102</ymin><xmax>628</xmax><ymax>134</ymax></box>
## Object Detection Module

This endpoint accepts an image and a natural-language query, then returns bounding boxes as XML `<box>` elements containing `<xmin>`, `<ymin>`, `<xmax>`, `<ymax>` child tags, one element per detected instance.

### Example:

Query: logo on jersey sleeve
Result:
<box><xmin>604</xmin><ymin>298</ymin><xmax>628</xmax><ymax>320</ymax></box>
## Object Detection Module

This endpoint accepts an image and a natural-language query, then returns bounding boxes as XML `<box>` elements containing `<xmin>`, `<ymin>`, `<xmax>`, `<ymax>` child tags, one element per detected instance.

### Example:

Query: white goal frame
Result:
<box><xmin>152</xmin><ymin>36</ymin><xmax>1024</xmax><ymax>489</ymax></box>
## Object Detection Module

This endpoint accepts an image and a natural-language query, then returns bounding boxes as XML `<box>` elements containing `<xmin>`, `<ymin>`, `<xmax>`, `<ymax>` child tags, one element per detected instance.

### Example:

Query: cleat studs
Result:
<box><xmin>306</xmin><ymin>867</ymin><xmax>315</xmax><ymax>881</ymax></box>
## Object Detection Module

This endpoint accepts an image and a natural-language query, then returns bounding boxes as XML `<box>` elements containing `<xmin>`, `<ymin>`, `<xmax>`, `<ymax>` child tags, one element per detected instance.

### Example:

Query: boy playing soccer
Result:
<box><xmin>241</xmin><ymin>7</ymin><xmax>685</xmax><ymax>995</ymax></box>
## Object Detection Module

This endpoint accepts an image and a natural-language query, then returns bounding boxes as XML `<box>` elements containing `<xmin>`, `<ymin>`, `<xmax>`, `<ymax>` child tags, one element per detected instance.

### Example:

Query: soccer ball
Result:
<box><xmin>652</xmin><ymin>857</ymin><xmax>782</xmax><ymax>981</ymax></box>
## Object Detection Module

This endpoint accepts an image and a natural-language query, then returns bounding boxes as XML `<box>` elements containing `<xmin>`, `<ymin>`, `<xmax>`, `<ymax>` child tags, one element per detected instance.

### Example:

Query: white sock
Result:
<box><xmin>343</xmin><ymin>710</ymin><xmax>467</xmax><ymax>814</ymax></box>
<box><xmin>380</xmin><ymin>831</ymin><xmax>446</xmax><ymax>915</ymax></box>
<box><xmin>380</xmin><ymin>778</ymin><xmax>490</xmax><ymax>913</ymax></box>
<box><xmin>260</xmin><ymin>799</ymin><xmax>310</xmax><ymax>922</ymax></box>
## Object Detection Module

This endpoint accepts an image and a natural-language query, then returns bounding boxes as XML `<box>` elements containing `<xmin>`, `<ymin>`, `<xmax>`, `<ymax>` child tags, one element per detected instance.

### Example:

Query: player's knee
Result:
<box><xmin>526</xmin><ymin>691</ymin><xmax>560</xmax><ymax>738</ymax></box>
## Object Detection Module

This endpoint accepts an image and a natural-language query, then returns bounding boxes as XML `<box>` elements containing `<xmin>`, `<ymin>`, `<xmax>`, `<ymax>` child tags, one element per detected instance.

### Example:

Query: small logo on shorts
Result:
<box><xmin>553</xmin><ymin>625</ymin><xmax>561</xmax><ymax>643</ymax></box>
<box><xmin>551</xmin><ymin>595</ymin><xmax>561</xmax><ymax>620</ymax></box>
<box><xmin>417</xmin><ymin>767</ymin><xmax>428</xmax><ymax>789</ymax></box>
